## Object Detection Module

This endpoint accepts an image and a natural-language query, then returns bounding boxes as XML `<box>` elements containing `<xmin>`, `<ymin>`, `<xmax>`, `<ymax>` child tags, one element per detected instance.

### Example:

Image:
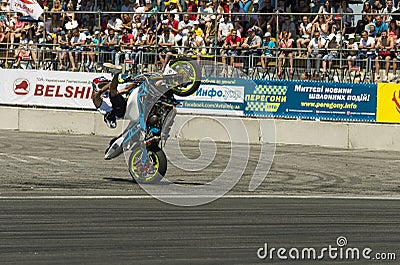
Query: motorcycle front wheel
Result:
<box><xmin>169</xmin><ymin>57</ymin><xmax>201</xmax><ymax>97</ymax></box>
<box><xmin>128</xmin><ymin>147</ymin><xmax>167</xmax><ymax>184</ymax></box>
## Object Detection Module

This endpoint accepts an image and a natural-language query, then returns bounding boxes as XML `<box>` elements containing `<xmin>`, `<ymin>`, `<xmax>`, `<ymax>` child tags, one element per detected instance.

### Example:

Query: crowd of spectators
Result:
<box><xmin>1</xmin><ymin>0</ymin><xmax>400</xmax><ymax>81</ymax></box>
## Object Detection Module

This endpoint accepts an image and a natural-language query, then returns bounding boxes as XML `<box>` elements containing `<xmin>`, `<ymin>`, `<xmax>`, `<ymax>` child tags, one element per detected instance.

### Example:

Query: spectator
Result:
<box><xmin>133</xmin><ymin>27</ymin><xmax>147</xmax><ymax>70</ymax></box>
<box><xmin>158</xmin><ymin>27</ymin><xmax>177</xmax><ymax>69</ymax></box>
<box><xmin>383</xmin><ymin>0</ymin><xmax>397</xmax><ymax>23</ymax></box>
<box><xmin>91</xmin><ymin>30</ymin><xmax>103</xmax><ymax>70</ymax></box>
<box><xmin>81</xmin><ymin>13</ymin><xmax>95</xmax><ymax>33</ymax></box>
<box><xmin>115</xmin><ymin>28</ymin><xmax>133</xmax><ymax>70</ymax></box>
<box><xmin>102</xmin><ymin>28</ymin><xmax>119</xmax><ymax>64</ymax></box>
<box><xmin>280</xmin><ymin>16</ymin><xmax>296</xmax><ymax>41</ymax></box>
<box><xmin>372</xmin><ymin>0</ymin><xmax>384</xmax><ymax>14</ymax></box>
<box><xmin>337</xmin><ymin>0</ymin><xmax>353</xmax><ymax>27</ymax></box>
<box><xmin>197</xmin><ymin>0</ymin><xmax>214</xmax><ymax>25</ymax></box>
<box><xmin>375</xmin><ymin>29</ymin><xmax>396</xmax><ymax>82</ymax></box>
<box><xmin>13</xmin><ymin>31</ymin><xmax>38</xmax><ymax>68</ymax></box>
<box><xmin>176</xmin><ymin>13</ymin><xmax>193</xmax><ymax>52</ymax></box>
<box><xmin>192</xmin><ymin>20</ymin><xmax>203</xmax><ymax>37</ymax></box>
<box><xmin>374</xmin><ymin>15</ymin><xmax>389</xmax><ymax>36</ymax></box>
<box><xmin>50</xmin><ymin>0</ymin><xmax>63</xmax><ymax>33</ymax></box>
<box><xmin>217</xmin><ymin>14</ymin><xmax>234</xmax><ymax>49</ymax></box>
<box><xmin>166</xmin><ymin>13</ymin><xmax>180</xmax><ymax>36</ymax></box>
<box><xmin>56</xmin><ymin>30</ymin><xmax>70</xmax><ymax>70</ymax></box>
<box><xmin>106</xmin><ymin>0</ymin><xmax>119</xmax><ymax>12</ymax></box>
<box><xmin>292</xmin><ymin>0</ymin><xmax>311</xmax><ymax>14</ymax></box>
<box><xmin>221</xmin><ymin>28</ymin><xmax>241</xmax><ymax>74</ymax></box>
<box><xmin>164</xmin><ymin>0</ymin><xmax>182</xmax><ymax>21</ymax></box>
<box><xmin>68</xmin><ymin>28</ymin><xmax>86</xmax><ymax>71</ymax></box>
<box><xmin>313</xmin><ymin>15</ymin><xmax>330</xmax><ymax>41</ymax></box>
<box><xmin>260</xmin><ymin>32</ymin><xmax>276</xmax><ymax>72</ymax></box>
<box><xmin>239</xmin><ymin>0</ymin><xmax>252</xmax><ymax>13</ymax></box>
<box><xmin>144</xmin><ymin>28</ymin><xmax>156</xmax><ymax>69</ymax></box>
<box><xmin>318</xmin><ymin>0</ymin><xmax>333</xmax><ymax>23</ymax></box>
<box><xmin>297</xmin><ymin>15</ymin><xmax>312</xmax><ymax>57</ymax></box>
<box><xmin>187</xmin><ymin>0</ymin><xmax>198</xmax><ymax>21</ymax></box>
<box><xmin>82</xmin><ymin>34</ymin><xmax>94</xmax><ymax>70</ymax></box>
<box><xmin>185</xmin><ymin>30</ymin><xmax>206</xmax><ymax>63</ymax></box>
<box><xmin>121</xmin><ymin>13</ymin><xmax>133</xmax><ymax>32</ymax></box>
<box><xmin>9</xmin><ymin>13</ymin><xmax>26</xmax><ymax>50</ymax></box>
<box><xmin>306</xmin><ymin>31</ymin><xmax>326</xmax><ymax>75</ymax></box>
<box><xmin>277</xmin><ymin>30</ymin><xmax>294</xmax><ymax>77</ymax></box>
<box><xmin>345</xmin><ymin>34</ymin><xmax>358</xmax><ymax>78</ymax></box>
<box><xmin>368</xmin><ymin>22</ymin><xmax>378</xmax><ymax>38</ymax></box>
<box><xmin>322</xmin><ymin>34</ymin><xmax>339</xmax><ymax>75</ymax></box>
<box><xmin>204</xmin><ymin>15</ymin><xmax>217</xmax><ymax>54</ymax></box>
<box><xmin>356</xmin><ymin>30</ymin><xmax>376</xmax><ymax>78</ymax></box>
<box><xmin>241</xmin><ymin>27</ymin><xmax>261</xmax><ymax>74</ymax></box>
<box><xmin>135</xmin><ymin>0</ymin><xmax>153</xmax><ymax>27</ymax></box>
<box><xmin>107</xmin><ymin>13</ymin><xmax>123</xmax><ymax>32</ymax></box>
<box><xmin>356</xmin><ymin>1</ymin><xmax>373</xmax><ymax>35</ymax></box>
<box><xmin>121</xmin><ymin>0</ymin><xmax>134</xmax><ymax>12</ymax></box>
<box><xmin>389</xmin><ymin>19</ymin><xmax>399</xmax><ymax>41</ymax></box>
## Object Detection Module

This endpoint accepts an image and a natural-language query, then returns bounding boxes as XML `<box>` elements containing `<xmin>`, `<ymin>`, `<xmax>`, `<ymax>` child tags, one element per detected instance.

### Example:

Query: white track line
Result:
<box><xmin>0</xmin><ymin>195</ymin><xmax>400</xmax><ymax>200</ymax></box>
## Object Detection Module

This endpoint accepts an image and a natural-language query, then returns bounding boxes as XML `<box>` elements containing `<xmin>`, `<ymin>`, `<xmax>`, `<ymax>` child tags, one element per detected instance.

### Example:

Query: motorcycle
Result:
<box><xmin>101</xmin><ymin>58</ymin><xmax>201</xmax><ymax>184</ymax></box>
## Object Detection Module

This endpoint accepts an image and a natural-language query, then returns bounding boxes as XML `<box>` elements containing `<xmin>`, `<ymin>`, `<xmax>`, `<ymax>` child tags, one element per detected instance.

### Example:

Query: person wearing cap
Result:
<box><xmin>192</xmin><ymin>20</ymin><xmax>203</xmax><ymax>38</ymax></box>
<box><xmin>374</xmin><ymin>29</ymin><xmax>396</xmax><ymax>82</ymax></box>
<box><xmin>260</xmin><ymin>32</ymin><xmax>276</xmax><ymax>72</ymax></box>
<box><xmin>367</xmin><ymin>23</ymin><xmax>377</xmax><ymax>38</ymax></box>
<box><xmin>158</xmin><ymin>27</ymin><xmax>177</xmax><ymax>70</ymax></box>
<box><xmin>241</xmin><ymin>27</ymin><xmax>262</xmax><ymax>74</ymax></box>
<box><xmin>321</xmin><ymin>34</ymin><xmax>339</xmax><ymax>76</ymax></box>
<box><xmin>345</xmin><ymin>34</ymin><xmax>359</xmax><ymax>79</ymax></box>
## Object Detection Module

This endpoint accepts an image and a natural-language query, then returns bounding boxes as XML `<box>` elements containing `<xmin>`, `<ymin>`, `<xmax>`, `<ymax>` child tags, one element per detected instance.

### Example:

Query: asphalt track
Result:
<box><xmin>0</xmin><ymin>130</ymin><xmax>399</xmax><ymax>264</ymax></box>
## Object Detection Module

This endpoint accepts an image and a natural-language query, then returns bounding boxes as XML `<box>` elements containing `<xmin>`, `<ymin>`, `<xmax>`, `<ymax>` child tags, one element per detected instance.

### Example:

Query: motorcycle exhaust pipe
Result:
<box><xmin>104</xmin><ymin>137</ymin><xmax>124</xmax><ymax>160</ymax></box>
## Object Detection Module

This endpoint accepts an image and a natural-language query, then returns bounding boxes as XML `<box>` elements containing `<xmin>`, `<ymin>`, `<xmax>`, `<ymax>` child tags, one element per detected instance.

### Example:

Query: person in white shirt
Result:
<box><xmin>306</xmin><ymin>31</ymin><xmax>327</xmax><ymax>75</ymax></box>
<box><xmin>107</xmin><ymin>14</ymin><xmax>123</xmax><ymax>32</ymax></box>
<box><xmin>356</xmin><ymin>30</ymin><xmax>376</xmax><ymax>77</ymax></box>
<box><xmin>69</xmin><ymin>28</ymin><xmax>86</xmax><ymax>71</ymax></box>
<box><xmin>158</xmin><ymin>27</ymin><xmax>177</xmax><ymax>69</ymax></box>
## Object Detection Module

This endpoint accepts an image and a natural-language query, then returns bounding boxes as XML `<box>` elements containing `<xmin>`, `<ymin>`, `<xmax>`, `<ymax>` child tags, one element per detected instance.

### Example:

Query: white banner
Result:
<box><xmin>0</xmin><ymin>69</ymin><xmax>111</xmax><ymax>109</ymax></box>
<box><xmin>176</xmin><ymin>82</ymin><xmax>245</xmax><ymax>115</ymax></box>
<box><xmin>10</xmin><ymin>0</ymin><xmax>44</xmax><ymax>20</ymax></box>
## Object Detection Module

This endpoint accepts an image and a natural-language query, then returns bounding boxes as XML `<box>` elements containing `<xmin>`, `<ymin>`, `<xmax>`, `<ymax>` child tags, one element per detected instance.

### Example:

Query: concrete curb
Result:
<box><xmin>1</xmin><ymin>106</ymin><xmax>399</xmax><ymax>151</ymax></box>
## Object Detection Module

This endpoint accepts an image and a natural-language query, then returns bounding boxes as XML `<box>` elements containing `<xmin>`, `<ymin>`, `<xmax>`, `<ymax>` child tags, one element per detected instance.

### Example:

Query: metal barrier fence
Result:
<box><xmin>0</xmin><ymin>10</ymin><xmax>398</xmax><ymax>83</ymax></box>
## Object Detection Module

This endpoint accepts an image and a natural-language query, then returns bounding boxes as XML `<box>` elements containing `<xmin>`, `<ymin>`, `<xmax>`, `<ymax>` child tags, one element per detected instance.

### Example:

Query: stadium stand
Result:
<box><xmin>1</xmin><ymin>0</ymin><xmax>400</xmax><ymax>82</ymax></box>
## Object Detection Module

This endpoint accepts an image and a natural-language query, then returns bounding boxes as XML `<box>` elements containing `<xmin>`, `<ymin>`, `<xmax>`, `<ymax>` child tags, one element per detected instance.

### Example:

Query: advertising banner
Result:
<box><xmin>176</xmin><ymin>77</ymin><xmax>248</xmax><ymax>115</ymax></box>
<box><xmin>0</xmin><ymin>69</ymin><xmax>110</xmax><ymax>109</ymax></box>
<box><xmin>244</xmin><ymin>80</ymin><xmax>377</xmax><ymax>122</ymax></box>
<box><xmin>376</xmin><ymin>83</ymin><xmax>400</xmax><ymax>123</ymax></box>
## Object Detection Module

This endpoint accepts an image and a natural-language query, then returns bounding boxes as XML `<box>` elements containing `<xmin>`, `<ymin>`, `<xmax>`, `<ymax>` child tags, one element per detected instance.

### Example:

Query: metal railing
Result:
<box><xmin>0</xmin><ymin>10</ymin><xmax>398</xmax><ymax>82</ymax></box>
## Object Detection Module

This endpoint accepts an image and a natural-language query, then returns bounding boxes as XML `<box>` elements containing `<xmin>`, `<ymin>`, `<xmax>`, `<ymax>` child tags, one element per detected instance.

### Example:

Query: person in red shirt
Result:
<box><xmin>221</xmin><ymin>28</ymin><xmax>241</xmax><ymax>73</ymax></box>
<box><xmin>115</xmin><ymin>29</ymin><xmax>134</xmax><ymax>70</ymax></box>
<box><xmin>187</xmin><ymin>0</ymin><xmax>198</xmax><ymax>21</ymax></box>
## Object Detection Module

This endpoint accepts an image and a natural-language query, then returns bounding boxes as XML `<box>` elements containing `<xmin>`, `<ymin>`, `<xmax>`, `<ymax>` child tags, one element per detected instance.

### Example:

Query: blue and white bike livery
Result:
<box><xmin>103</xmin><ymin>58</ymin><xmax>201</xmax><ymax>184</ymax></box>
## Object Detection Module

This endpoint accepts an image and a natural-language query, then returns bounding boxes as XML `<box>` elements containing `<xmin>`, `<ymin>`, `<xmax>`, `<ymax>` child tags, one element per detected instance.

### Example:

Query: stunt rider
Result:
<box><xmin>92</xmin><ymin>71</ymin><xmax>137</xmax><ymax>128</ymax></box>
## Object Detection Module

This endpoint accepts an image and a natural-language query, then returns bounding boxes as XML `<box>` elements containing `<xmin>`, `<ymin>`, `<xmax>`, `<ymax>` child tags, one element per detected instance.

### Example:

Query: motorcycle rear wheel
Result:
<box><xmin>169</xmin><ymin>57</ymin><xmax>201</xmax><ymax>97</ymax></box>
<box><xmin>128</xmin><ymin>147</ymin><xmax>167</xmax><ymax>184</ymax></box>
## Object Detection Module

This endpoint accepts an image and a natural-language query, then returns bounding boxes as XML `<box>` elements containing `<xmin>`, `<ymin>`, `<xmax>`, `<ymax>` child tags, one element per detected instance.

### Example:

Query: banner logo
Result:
<box><xmin>13</xmin><ymin>79</ymin><xmax>30</xmax><ymax>96</ymax></box>
<box><xmin>392</xmin><ymin>90</ymin><xmax>400</xmax><ymax>114</ymax></box>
